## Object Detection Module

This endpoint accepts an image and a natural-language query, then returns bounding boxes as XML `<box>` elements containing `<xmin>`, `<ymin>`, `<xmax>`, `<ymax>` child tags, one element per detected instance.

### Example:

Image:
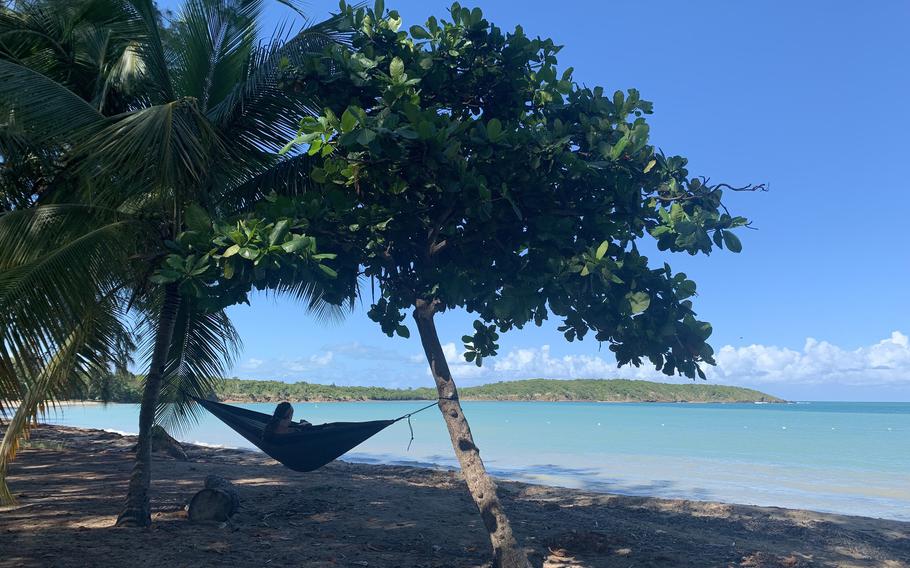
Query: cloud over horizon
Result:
<box><xmin>233</xmin><ymin>332</ymin><xmax>910</xmax><ymax>395</ymax></box>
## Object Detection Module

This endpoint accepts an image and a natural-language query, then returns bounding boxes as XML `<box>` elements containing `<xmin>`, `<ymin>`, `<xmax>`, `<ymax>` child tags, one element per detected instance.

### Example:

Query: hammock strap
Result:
<box><xmin>393</xmin><ymin>397</ymin><xmax>458</xmax><ymax>451</ymax></box>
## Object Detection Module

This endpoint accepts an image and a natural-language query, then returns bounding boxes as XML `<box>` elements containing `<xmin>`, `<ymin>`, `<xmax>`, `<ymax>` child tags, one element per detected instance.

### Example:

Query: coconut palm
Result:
<box><xmin>0</xmin><ymin>0</ymin><xmax>352</xmax><ymax>524</ymax></box>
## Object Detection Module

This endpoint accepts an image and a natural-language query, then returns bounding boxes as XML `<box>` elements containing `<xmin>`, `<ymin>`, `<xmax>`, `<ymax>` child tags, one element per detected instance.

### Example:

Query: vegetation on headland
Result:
<box><xmin>82</xmin><ymin>375</ymin><xmax>783</xmax><ymax>404</ymax></box>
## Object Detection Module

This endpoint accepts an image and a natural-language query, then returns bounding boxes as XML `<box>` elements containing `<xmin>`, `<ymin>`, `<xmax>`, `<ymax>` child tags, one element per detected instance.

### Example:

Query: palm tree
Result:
<box><xmin>0</xmin><ymin>0</ymin><xmax>351</xmax><ymax>524</ymax></box>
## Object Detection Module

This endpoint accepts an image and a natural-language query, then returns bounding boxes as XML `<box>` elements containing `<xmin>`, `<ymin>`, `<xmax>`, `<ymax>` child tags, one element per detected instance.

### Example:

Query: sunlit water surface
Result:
<box><xmin>37</xmin><ymin>400</ymin><xmax>910</xmax><ymax>521</ymax></box>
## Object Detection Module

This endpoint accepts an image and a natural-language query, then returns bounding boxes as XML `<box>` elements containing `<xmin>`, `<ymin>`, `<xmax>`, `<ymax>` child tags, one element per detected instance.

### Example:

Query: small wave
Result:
<box><xmin>188</xmin><ymin>440</ymin><xmax>243</xmax><ymax>450</ymax></box>
<box><xmin>102</xmin><ymin>428</ymin><xmax>137</xmax><ymax>436</ymax></box>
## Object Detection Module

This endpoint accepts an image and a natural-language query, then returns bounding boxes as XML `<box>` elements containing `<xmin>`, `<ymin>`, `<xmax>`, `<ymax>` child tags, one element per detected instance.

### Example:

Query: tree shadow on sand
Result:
<box><xmin>1</xmin><ymin>426</ymin><xmax>908</xmax><ymax>568</ymax></box>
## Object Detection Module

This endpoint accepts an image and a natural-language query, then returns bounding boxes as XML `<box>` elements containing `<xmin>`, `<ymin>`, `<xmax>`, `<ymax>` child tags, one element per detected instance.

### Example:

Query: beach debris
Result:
<box><xmin>188</xmin><ymin>475</ymin><xmax>240</xmax><ymax>522</ymax></box>
<box><xmin>131</xmin><ymin>425</ymin><xmax>188</xmax><ymax>461</ymax></box>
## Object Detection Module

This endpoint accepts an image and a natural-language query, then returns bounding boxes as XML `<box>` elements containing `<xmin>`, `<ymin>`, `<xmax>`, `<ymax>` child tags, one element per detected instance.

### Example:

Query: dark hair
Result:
<box><xmin>263</xmin><ymin>402</ymin><xmax>293</xmax><ymax>442</ymax></box>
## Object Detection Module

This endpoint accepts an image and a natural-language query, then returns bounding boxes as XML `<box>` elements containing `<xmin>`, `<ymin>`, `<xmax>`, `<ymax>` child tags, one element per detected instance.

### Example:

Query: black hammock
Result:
<box><xmin>193</xmin><ymin>397</ymin><xmax>437</xmax><ymax>472</ymax></box>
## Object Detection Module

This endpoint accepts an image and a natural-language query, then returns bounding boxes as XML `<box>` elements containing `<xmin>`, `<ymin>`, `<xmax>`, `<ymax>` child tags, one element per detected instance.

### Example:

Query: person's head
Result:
<box><xmin>263</xmin><ymin>402</ymin><xmax>293</xmax><ymax>441</ymax></box>
<box><xmin>273</xmin><ymin>402</ymin><xmax>293</xmax><ymax>422</ymax></box>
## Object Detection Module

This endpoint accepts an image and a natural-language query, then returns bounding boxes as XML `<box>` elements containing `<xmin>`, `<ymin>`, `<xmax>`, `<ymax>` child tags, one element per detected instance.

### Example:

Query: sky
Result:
<box><xmin>164</xmin><ymin>0</ymin><xmax>910</xmax><ymax>401</ymax></box>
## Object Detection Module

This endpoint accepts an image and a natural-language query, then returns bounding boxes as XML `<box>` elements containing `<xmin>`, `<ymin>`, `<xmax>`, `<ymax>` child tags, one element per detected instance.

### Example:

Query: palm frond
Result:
<box><xmin>0</xmin><ymin>58</ymin><xmax>104</xmax><ymax>144</ymax></box>
<box><xmin>170</xmin><ymin>0</ymin><xmax>263</xmax><ymax>113</ymax></box>
<box><xmin>155</xmin><ymin>306</ymin><xmax>241</xmax><ymax>435</ymax></box>
<box><xmin>0</xmin><ymin>207</ymin><xmax>141</xmax><ymax>403</ymax></box>
<box><xmin>216</xmin><ymin>152</ymin><xmax>319</xmax><ymax>213</ymax></box>
<box><xmin>71</xmin><ymin>99</ymin><xmax>223</xmax><ymax>206</ymax></box>
<box><xmin>122</xmin><ymin>0</ymin><xmax>174</xmax><ymax>102</ymax></box>
<box><xmin>205</xmin><ymin>12</ymin><xmax>353</xmax><ymax>155</ymax></box>
<box><xmin>0</xmin><ymin>292</ymin><xmax>126</xmax><ymax>505</ymax></box>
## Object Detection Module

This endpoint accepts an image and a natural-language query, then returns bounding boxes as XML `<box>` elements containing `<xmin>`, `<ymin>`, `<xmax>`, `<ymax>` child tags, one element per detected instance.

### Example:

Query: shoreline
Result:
<box><xmin>2</xmin><ymin>425</ymin><xmax>908</xmax><ymax>567</ymax></box>
<box><xmin>37</xmin><ymin>397</ymin><xmax>789</xmax><ymax>405</ymax></box>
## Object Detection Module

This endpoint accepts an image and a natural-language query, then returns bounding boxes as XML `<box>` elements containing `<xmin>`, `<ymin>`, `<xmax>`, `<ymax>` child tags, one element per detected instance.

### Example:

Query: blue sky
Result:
<box><xmin>169</xmin><ymin>0</ymin><xmax>910</xmax><ymax>401</ymax></box>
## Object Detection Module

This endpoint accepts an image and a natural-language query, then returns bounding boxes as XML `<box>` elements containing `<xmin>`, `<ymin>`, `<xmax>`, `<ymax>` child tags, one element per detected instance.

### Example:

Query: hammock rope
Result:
<box><xmin>392</xmin><ymin>401</ymin><xmax>439</xmax><ymax>451</ymax></box>
<box><xmin>191</xmin><ymin>396</ymin><xmax>453</xmax><ymax>472</ymax></box>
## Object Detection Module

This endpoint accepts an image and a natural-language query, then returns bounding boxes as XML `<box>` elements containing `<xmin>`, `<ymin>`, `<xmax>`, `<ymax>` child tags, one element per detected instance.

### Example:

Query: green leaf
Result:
<box><xmin>318</xmin><ymin>264</ymin><xmax>338</xmax><ymax>278</ymax></box>
<box><xmin>282</xmin><ymin>236</ymin><xmax>308</xmax><ymax>254</ymax></box>
<box><xmin>149</xmin><ymin>273</ymin><xmax>175</xmax><ymax>284</ymax></box>
<box><xmin>222</xmin><ymin>244</ymin><xmax>241</xmax><ymax>257</ymax></box>
<box><xmin>269</xmin><ymin>220</ymin><xmax>290</xmax><ymax>246</ymax></box>
<box><xmin>396</xmin><ymin>325</ymin><xmax>410</xmax><ymax>338</ymax></box>
<box><xmin>410</xmin><ymin>25</ymin><xmax>431</xmax><ymax>39</ymax></box>
<box><xmin>723</xmin><ymin>231</ymin><xmax>743</xmax><ymax>253</ymax></box>
<box><xmin>239</xmin><ymin>246</ymin><xmax>259</xmax><ymax>260</ymax></box>
<box><xmin>610</xmin><ymin>136</ymin><xmax>629</xmax><ymax>160</ymax></box>
<box><xmin>629</xmin><ymin>291</ymin><xmax>651</xmax><ymax>313</ymax></box>
<box><xmin>357</xmin><ymin>128</ymin><xmax>377</xmax><ymax>145</ymax></box>
<box><xmin>374</xmin><ymin>0</ymin><xmax>384</xmax><ymax>16</ymax></box>
<box><xmin>341</xmin><ymin>108</ymin><xmax>357</xmax><ymax>133</ymax></box>
<box><xmin>595</xmin><ymin>240</ymin><xmax>610</xmax><ymax>260</ymax></box>
<box><xmin>390</xmin><ymin>57</ymin><xmax>404</xmax><ymax>80</ymax></box>
<box><xmin>487</xmin><ymin>118</ymin><xmax>502</xmax><ymax>141</ymax></box>
<box><xmin>643</xmin><ymin>159</ymin><xmax>657</xmax><ymax>174</ymax></box>
<box><xmin>184</xmin><ymin>204</ymin><xmax>211</xmax><ymax>232</ymax></box>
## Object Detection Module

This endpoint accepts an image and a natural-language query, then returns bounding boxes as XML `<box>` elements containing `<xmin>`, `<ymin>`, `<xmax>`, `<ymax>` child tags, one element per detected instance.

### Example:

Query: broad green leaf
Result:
<box><xmin>595</xmin><ymin>240</ymin><xmax>610</xmax><ymax>260</ymax></box>
<box><xmin>629</xmin><ymin>291</ymin><xmax>651</xmax><ymax>313</ymax></box>
<box><xmin>222</xmin><ymin>244</ymin><xmax>241</xmax><ymax>257</ymax></box>
<box><xmin>487</xmin><ymin>118</ymin><xmax>502</xmax><ymax>141</ymax></box>
<box><xmin>269</xmin><ymin>220</ymin><xmax>290</xmax><ymax>246</ymax></box>
<box><xmin>357</xmin><ymin>129</ymin><xmax>377</xmax><ymax>145</ymax></box>
<box><xmin>410</xmin><ymin>25</ymin><xmax>431</xmax><ymax>39</ymax></box>
<box><xmin>723</xmin><ymin>231</ymin><xmax>743</xmax><ymax>252</ymax></box>
<box><xmin>184</xmin><ymin>204</ymin><xmax>211</xmax><ymax>232</ymax></box>
<box><xmin>318</xmin><ymin>264</ymin><xmax>338</xmax><ymax>278</ymax></box>
<box><xmin>390</xmin><ymin>57</ymin><xmax>404</xmax><ymax>80</ymax></box>
<box><xmin>341</xmin><ymin>108</ymin><xmax>357</xmax><ymax>133</ymax></box>
<box><xmin>239</xmin><ymin>246</ymin><xmax>259</xmax><ymax>260</ymax></box>
<box><xmin>282</xmin><ymin>236</ymin><xmax>308</xmax><ymax>253</ymax></box>
<box><xmin>643</xmin><ymin>159</ymin><xmax>657</xmax><ymax>174</ymax></box>
<box><xmin>610</xmin><ymin>136</ymin><xmax>629</xmax><ymax>160</ymax></box>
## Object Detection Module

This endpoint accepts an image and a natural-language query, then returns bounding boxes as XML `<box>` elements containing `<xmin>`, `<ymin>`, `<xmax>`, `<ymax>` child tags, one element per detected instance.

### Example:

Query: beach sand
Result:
<box><xmin>1</xmin><ymin>425</ymin><xmax>907</xmax><ymax>568</ymax></box>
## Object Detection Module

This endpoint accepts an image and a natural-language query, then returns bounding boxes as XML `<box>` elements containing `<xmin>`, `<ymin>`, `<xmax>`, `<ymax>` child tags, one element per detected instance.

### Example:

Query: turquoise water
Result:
<box><xmin>38</xmin><ymin>401</ymin><xmax>910</xmax><ymax>521</ymax></box>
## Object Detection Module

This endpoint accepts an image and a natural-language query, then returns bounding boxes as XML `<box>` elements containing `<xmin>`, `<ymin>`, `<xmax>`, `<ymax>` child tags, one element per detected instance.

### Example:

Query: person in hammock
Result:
<box><xmin>262</xmin><ymin>402</ymin><xmax>311</xmax><ymax>443</ymax></box>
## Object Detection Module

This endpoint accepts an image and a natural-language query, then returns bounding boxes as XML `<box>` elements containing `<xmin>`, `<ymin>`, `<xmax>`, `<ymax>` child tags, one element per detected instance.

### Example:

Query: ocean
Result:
<box><xmin>37</xmin><ymin>400</ymin><xmax>910</xmax><ymax>521</ymax></box>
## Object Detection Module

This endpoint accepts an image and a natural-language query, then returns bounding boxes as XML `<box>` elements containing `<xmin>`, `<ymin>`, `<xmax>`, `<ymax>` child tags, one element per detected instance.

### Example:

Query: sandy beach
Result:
<box><xmin>1</xmin><ymin>425</ymin><xmax>908</xmax><ymax>568</ymax></box>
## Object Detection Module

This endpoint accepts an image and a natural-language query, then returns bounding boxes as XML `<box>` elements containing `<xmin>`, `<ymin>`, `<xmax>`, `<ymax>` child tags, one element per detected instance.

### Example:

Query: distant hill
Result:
<box><xmin>212</xmin><ymin>378</ymin><xmax>784</xmax><ymax>404</ymax></box>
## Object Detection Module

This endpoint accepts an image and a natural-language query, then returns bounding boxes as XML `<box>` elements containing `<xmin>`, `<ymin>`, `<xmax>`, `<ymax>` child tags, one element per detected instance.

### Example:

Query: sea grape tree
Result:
<box><xmin>283</xmin><ymin>3</ymin><xmax>757</xmax><ymax>566</ymax></box>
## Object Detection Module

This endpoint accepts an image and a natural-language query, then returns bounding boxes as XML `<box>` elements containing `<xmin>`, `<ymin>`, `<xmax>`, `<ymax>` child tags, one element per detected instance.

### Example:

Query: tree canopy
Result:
<box><xmin>284</xmin><ymin>2</ymin><xmax>756</xmax><ymax>380</ymax></box>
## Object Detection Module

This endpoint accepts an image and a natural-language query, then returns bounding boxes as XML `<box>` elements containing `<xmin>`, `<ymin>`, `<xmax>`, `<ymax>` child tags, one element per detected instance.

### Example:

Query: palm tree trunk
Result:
<box><xmin>412</xmin><ymin>299</ymin><xmax>531</xmax><ymax>568</ymax></box>
<box><xmin>116</xmin><ymin>284</ymin><xmax>181</xmax><ymax>527</ymax></box>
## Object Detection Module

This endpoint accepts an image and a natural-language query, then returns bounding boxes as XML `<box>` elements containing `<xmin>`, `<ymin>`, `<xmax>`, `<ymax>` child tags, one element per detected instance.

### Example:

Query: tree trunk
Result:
<box><xmin>188</xmin><ymin>475</ymin><xmax>240</xmax><ymax>522</ymax></box>
<box><xmin>115</xmin><ymin>284</ymin><xmax>181</xmax><ymax>527</ymax></box>
<box><xmin>413</xmin><ymin>300</ymin><xmax>531</xmax><ymax>568</ymax></box>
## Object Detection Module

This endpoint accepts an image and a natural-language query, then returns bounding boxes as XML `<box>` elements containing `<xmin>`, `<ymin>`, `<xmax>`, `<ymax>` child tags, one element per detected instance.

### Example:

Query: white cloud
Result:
<box><xmin>483</xmin><ymin>331</ymin><xmax>910</xmax><ymax>388</ymax></box>
<box><xmin>232</xmin><ymin>332</ymin><xmax>910</xmax><ymax>392</ymax></box>
<box><xmin>438</xmin><ymin>342</ymin><xmax>487</xmax><ymax>381</ymax></box>
<box><xmin>493</xmin><ymin>345</ymin><xmax>617</xmax><ymax>378</ymax></box>
<box><xmin>309</xmin><ymin>351</ymin><xmax>334</xmax><ymax>366</ymax></box>
<box><xmin>710</xmin><ymin>331</ymin><xmax>910</xmax><ymax>386</ymax></box>
<box><xmin>241</xmin><ymin>358</ymin><xmax>264</xmax><ymax>370</ymax></box>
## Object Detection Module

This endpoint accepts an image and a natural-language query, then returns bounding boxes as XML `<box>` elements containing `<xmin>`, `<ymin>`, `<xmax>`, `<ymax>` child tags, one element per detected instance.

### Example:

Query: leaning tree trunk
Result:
<box><xmin>413</xmin><ymin>300</ymin><xmax>531</xmax><ymax>568</ymax></box>
<box><xmin>116</xmin><ymin>284</ymin><xmax>181</xmax><ymax>527</ymax></box>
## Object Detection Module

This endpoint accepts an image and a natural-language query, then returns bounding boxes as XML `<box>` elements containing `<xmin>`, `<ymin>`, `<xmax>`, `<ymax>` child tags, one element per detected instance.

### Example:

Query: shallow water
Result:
<box><xmin>37</xmin><ymin>400</ymin><xmax>910</xmax><ymax>521</ymax></box>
